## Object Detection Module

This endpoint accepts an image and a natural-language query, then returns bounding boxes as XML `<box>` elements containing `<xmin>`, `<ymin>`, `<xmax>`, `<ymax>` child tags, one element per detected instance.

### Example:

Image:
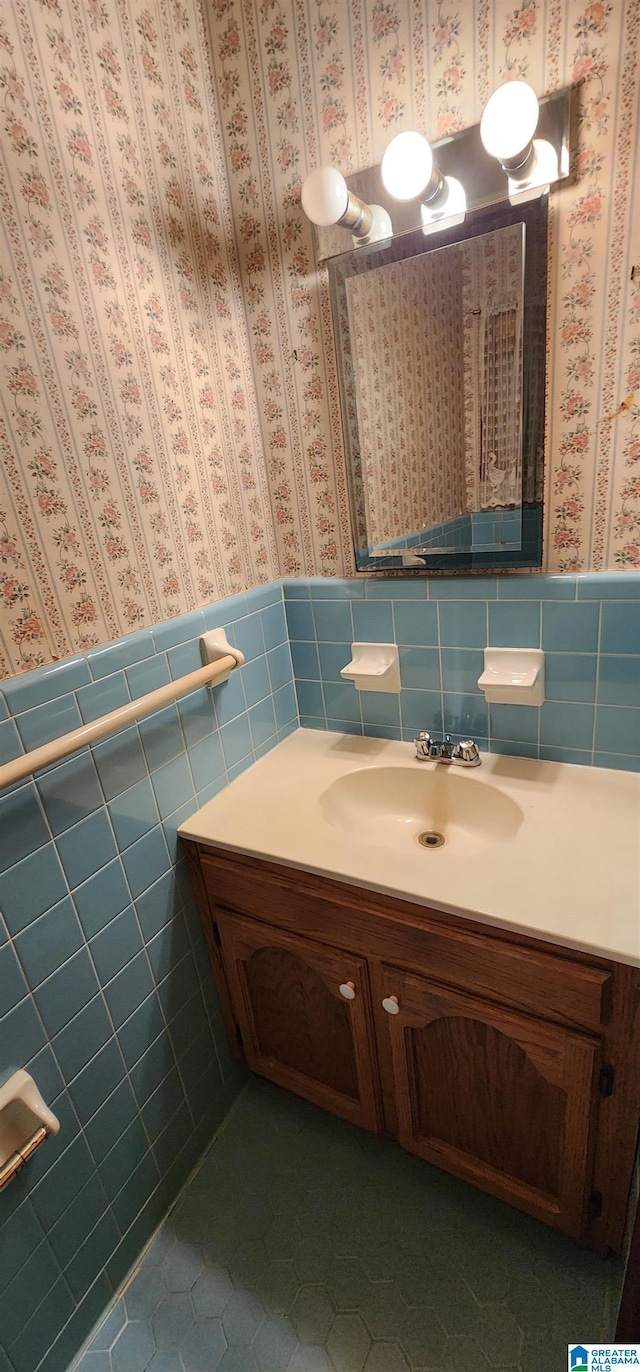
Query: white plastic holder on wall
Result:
<box><xmin>478</xmin><ymin>648</ymin><xmax>545</xmax><ymax>706</ymax></box>
<box><xmin>340</xmin><ymin>643</ymin><xmax>401</xmax><ymax>693</ymax></box>
<box><xmin>0</xmin><ymin>1070</ymin><xmax>60</xmax><ymax>1189</ymax></box>
<box><xmin>199</xmin><ymin>629</ymin><xmax>245</xmax><ymax>686</ymax></box>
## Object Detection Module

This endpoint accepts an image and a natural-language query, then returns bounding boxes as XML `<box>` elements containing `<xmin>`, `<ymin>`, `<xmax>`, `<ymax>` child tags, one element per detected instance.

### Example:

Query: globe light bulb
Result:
<box><xmin>301</xmin><ymin>166</ymin><xmax>349</xmax><ymax>227</ymax></box>
<box><xmin>480</xmin><ymin>81</ymin><xmax>540</xmax><ymax>163</ymax></box>
<box><xmin>507</xmin><ymin>138</ymin><xmax>560</xmax><ymax>203</ymax></box>
<box><xmin>362</xmin><ymin>204</ymin><xmax>393</xmax><ymax>244</ymax></box>
<box><xmin>381</xmin><ymin>131</ymin><xmax>434</xmax><ymax>202</ymax></box>
<box><xmin>421</xmin><ymin>176</ymin><xmax>467</xmax><ymax>233</ymax></box>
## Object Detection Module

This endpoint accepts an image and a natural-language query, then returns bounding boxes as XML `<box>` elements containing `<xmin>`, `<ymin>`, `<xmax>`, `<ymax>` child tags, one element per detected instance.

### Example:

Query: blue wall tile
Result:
<box><xmin>77</xmin><ymin>674</ymin><xmax>129</xmax><ymax>724</ymax></box>
<box><xmin>595</xmin><ymin>705</ymin><xmax>640</xmax><ymax>757</ymax></box>
<box><xmin>151</xmin><ymin>755</ymin><xmax>194</xmax><ymax>821</ymax></box>
<box><xmin>542</xmin><ymin>601</ymin><xmax>600</xmax><ymax>653</ymax></box>
<box><xmin>2</xmin><ymin>656</ymin><xmax>90</xmax><ymax>713</ymax></box>
<box><xmin>1</xmin><ymin>572</ymin><xmax>639</xmax><ymax>1372</ymax></box>
<box><xmin>577</xmin><ymin>573</ymin><xmax>639</xmax><ymax>598</ymax></box>
<box><xmin>34</xmin><ymin>949</ymin><xmax>100</xmax><ymax>1038</ymax></box>
<box><xmin>282</xmin><ymin>573</ymin><xmax>639</xmax><ymax>771</ymax></box>
<box><xmin>0</xmin><ymin>782</ymin><xmax>50</xmax><ymax>872</ymax></box>
<box><xmin>539</xmin><ymin>702</ymin><xmax>595</xmax><ymax>751</ymax></box>
<box><xmin>440</xmin><ymin>648</ymin><xmax>482</xmax><ymax>696</ymax></box>
<box><xmin>400</xmin><ymin>689</ymin><xmax>443</xmax><ymax>735</ymax></box>
<box><xmin>36</xmin><ymin>752</ymin><xmax>103</xmax><ymax>836</ymax></box>
<box><xmin>545</xmin><ymin>653</ymin><xmax>598</xmax><ymax>703</ymax></box>
<box><xmin>90</xmin><ymin>907</ymin><xmax>143</xmax><ymax>984</ymax></box>
<box><xmin>126</xmin><ymin>654</ymin><xmax>170</xmax><ymax>699</ymax></box>
<box><xmin>108</xmin><ymin>778</ymin><xmax>159</xmax><ymax>851</ymax></box>
<box><xmin>489</xmin><ymin>704</ymin><xmax>539</xmax><ymax>745</ymax></box>
<box><xmin>0</xmin><ymin>942</ymin><xmax>29</xmax><ymax>1015</ymax></box>
<box><xmin>17</xmin><ymin>695</ymin><xmax>82</xmax><ymax>752</ymax></box>
<box><xmin>284</xmin><ymin>599</ymin><xmax>315</xmax><ymax>640</ymax></box>
<box><xmin>489</xmin><ymin>600</ymin><xmax>540</xmax><ymax>649</ymax></box>
<box><xmin>351</xmin><ymin>600</ymin><xmax>393</xmax><ymax>644</ymax></box>
<box><xmin>312</xmin><ymin>600</ymin><xmax>352</xmax><ymax>642</ymax></box>
<box><xmin>248</xmin><ymin>697</ymin><xmax>277</xmax><ymax>750</ymax></box>
<box><xmin>295</xmin><ymin>680</ymin><xmax>325</xmax><ymax>719</ymax></box>
<box><xmin>266</xmin><ymin>643</ymin><xmax>292</xmax><ymax>693</ymax></box>
<box><xmin>290</xmin><ymin>639</ymin><xmax>320</xmax><ymax>681</ymax></box>
<box><xmin>0</xmin><ymin>585</ymin><xmax>294</xmax><ymax>1372</ymax></box>
<box><xmin>597</xmin><ymin>655</ymin><xmax>640</xmax><ymax>708</ymax></box>
<box><xmin>14</xmin><ymin>899</ymin><xmax>84</xmax><ymax>988</ymax></box>
<box><xmin>2</xmin><ymin>845</ymin><xmax>68</xmax><ymax>935</ymax></box>
<box><xmin>87</xmin><ymin>633</ymin><xmax>153</xmax><ymax>681</ymax></box>
<box><xmin>600</xmin><ymin>602</ymin><xmax>640</xmax><ymax>655</ymax></box>
<box><xmin>393</xmin><ymin>601</ymin><xmax>438</xmax><ymax>646</ymax></box>
<box><xmin>56</xmin><ymin>810</ymin><xmax>117</xmax><ymax>888</ymax></box>
<box><xmin>122</xmin><ymin>827</ymin><xmax>170</xmax><ymax>900</ymax></box>
<box><xmin>73</xmin><ymin>860</ymin><xmax>131</xmax><ymax>939</ymax></box>
<box><xmin>0</xmin><ymin>716</ymin><xmax>22</xmax><ymax>764</ymax></box>
<box><xmin>438</xmin><ymin>601</ymin><xmax>487</xmax><ymax>649</ymax></box>
<box><xmin>240</xmin><ymin>656</ymin><xmax>271</xmax><ymax>708</ymax></box>
<box><xmin>93</xmin><ymin>726</ymin><xmax>148</xmax><ymax>800</ymax></box>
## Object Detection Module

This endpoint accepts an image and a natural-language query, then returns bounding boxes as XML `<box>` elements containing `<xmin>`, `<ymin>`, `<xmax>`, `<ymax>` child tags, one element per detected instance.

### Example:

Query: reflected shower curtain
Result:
<box><xmin>479</xmin><ymin>304</ymin><xmax>522</xmax><ymax>510</ymax></box>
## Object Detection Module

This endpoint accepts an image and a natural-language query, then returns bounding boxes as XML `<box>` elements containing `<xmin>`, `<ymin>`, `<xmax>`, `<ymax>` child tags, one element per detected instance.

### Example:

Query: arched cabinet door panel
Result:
<box><xmin>217</xmin><ymin>907</ymin><xmax>380</xmax><ymax>1133</ymax></box>
<box><xmin>379</xmin><ymin>964</ymin><xmax>602</xmax><ymax>1239</ymax></box>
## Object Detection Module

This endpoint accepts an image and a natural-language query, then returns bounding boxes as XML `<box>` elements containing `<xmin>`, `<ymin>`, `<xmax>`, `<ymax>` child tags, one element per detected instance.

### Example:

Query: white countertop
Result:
<box><xmin>179</xmin><ymin>729</ymin><xmax>640</xmax><ymax>967</ymax></box>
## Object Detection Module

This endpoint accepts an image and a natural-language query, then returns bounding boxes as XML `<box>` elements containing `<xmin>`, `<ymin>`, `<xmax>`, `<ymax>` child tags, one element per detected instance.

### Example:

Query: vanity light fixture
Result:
<box><xmin>381</xmin><ymin>130</ymin><xmax>466</xmax><ymax>231</ymax></box>
<box><xmin>480</xmin><ymin>80</ymin><xmax>559</xmax><ymax>202</ymax></box>
<box><xmin>301</xmin><ymin>166</ymin><xmax>392</xmax><ymax>245</ymax></box>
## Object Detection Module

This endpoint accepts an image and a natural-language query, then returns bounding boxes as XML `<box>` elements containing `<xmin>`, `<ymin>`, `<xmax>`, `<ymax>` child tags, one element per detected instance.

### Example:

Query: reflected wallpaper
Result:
<box><xmin>1</xmin><ymin>0</ymin><xmax>639</xmax><ymax>675</ymax></box>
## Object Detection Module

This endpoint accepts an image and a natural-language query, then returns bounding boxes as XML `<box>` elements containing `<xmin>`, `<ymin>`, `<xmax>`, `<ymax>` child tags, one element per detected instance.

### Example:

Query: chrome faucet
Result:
<box><xmin>413</xmin><ymin>732</ymin><xmax>481</xmax><ymax>767</ymax></box>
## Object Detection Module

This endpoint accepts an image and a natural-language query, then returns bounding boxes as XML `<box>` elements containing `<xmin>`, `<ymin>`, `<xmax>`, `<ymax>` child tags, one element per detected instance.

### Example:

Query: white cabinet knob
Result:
<box><xmin>382</xmin><ymin>995</ymin><xmax>400</xmax><ymax>1015</ymax></box>
<box><xmin>339</xmin><ymin>981</ymin><xmax>356</xmax><ymax>1001</ymax></box>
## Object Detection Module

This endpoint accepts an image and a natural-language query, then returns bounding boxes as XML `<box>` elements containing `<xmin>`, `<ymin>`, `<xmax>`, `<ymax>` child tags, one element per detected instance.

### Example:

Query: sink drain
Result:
<box><xmin>417</xmin><ymin>830</ymin><xmax>445</xmax><ymax>849</ymax></box>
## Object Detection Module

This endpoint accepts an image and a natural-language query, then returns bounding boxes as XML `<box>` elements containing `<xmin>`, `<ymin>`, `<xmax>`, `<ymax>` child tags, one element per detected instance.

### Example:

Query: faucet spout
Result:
<box><xmin>413</xmin><ymin>732</ymin><xmax>481</xmax><ymax>767</ymax></box>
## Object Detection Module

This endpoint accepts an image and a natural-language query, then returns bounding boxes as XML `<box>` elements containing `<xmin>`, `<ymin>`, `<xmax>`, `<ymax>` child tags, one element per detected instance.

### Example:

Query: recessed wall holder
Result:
<box><xmin>199</xmin><ymin>629</ymin><xmax>245</xmax><ymax>686</ymax></box>
<box><xmin>478</xmin><ymin>648</ymin><xmax>544</xmax><ymax>706</ymax></box>
<box><xmin>0</xmin><ymin>1071</ymin><xmax>60</xmax><ymax>1190</ymax></box>
<box><xmin>340</xmin><ymin>643</ymin><xmax>400</xmax><ymax>693</ymax></box>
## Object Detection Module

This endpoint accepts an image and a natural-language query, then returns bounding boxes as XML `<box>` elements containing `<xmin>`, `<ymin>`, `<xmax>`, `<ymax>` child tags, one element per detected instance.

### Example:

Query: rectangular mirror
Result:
<box><xmin>329</xmin><ymin>198</ymin><xmax>547</xmax><ymax>573</ymax></box>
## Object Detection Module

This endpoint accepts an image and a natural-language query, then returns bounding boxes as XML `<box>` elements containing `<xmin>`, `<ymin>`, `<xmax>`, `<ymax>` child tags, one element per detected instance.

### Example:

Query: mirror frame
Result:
<box><xmin>328</xmin><ymin>196</ymin><xmax>549</xmax><ymax>575</ymax></box>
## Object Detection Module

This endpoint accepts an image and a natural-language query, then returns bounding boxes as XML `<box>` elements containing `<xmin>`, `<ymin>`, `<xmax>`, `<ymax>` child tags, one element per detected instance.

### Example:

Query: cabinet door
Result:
<box><xmin>379</xmin><ymin>964</ymin><xmax>601</xmax><ymax>1238</ymax></box>
<box><xmin>218</xmin><ymin>908</ymin><xmax>380</xmax><ymax>1132</ymax></box>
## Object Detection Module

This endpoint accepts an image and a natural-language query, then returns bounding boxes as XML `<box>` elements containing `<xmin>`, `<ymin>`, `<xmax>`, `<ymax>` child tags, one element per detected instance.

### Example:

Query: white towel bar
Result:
<box><xmin>0</xmin><ymin>652</ymin><xmax>237</xmax><ymax>792</ymax></box>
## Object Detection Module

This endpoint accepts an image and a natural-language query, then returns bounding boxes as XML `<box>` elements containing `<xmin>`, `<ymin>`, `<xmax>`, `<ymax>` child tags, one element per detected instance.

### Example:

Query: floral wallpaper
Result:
<box><xmin>346</xmin><ymin>252</ymin><xmax>467</xmax><ymax>545</ymax></box>
<box><xmin>202</xmin><ymin>0</ymin><xmax>639</xmax><ymax>576</ymax></box>
<box><xmin>1</xmin><ymin>0</ymin><xmax>638</xmax><ymax>676</ymax></box>
<box><xmin>0</xmin><ymin>0</ymin><xmax>278</xmax><ymax>676</ymax></box>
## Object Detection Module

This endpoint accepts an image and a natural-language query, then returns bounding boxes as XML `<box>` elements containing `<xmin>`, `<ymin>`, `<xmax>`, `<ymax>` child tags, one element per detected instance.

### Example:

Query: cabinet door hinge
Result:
<box><xmin>212</xmin><ymin>922</ymin><xmax>221</xmax><ymax>949</ymax></box>
<box><xmin>235</xmin><ymin>1022</ymin><xmax>244</xmax><ymax>1051</ymax></box>
<box><xmin>599</xmin><ymin>1064</ymin><xmax>615</xmax><ymax>1098</ymax></box>
<box><xmin>588</xmin><ymin>1190</ymin><xmax>603</xmax><ymax>1221</ymax></box>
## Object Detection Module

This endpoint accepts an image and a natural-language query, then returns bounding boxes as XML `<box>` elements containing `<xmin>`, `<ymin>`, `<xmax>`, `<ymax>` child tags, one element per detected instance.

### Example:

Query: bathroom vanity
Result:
<box><xmin>179</xmin><ymin>730</ymin><xmax>640</xmax><ymax>1254</ymax></box>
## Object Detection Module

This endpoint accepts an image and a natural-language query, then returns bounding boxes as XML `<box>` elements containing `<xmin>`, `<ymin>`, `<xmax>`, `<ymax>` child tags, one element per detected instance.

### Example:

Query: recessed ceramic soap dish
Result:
<box><xmin>341</xmin><ymin>643</ymin><xmax>400</xmax><ymax>693</ymax></box>
<box><xmin>478</xmin><ymin>648</ymin><xmax>544</xmax><ymax>706</ymax></box>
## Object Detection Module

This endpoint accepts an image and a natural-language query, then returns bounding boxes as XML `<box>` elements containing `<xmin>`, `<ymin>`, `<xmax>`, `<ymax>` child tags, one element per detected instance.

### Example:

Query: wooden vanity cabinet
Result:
<box><xmin>183</xmin><ymin>840</ymin><xmax>640</xmax><ymax>1254</ymax></box>
<box><xmin>216</xmin><ymin>908</ymin><xmax>380</xmax><ymax>1133</ymax></box>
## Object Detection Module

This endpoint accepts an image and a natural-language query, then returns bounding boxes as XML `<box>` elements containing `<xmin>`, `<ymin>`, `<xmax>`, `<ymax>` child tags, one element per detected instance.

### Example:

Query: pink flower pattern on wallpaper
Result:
<box><xmin>1</xmin><ymin>0</ymin><xmax>639</xmax><ymax>676</ymax></box>
<box><xmin>432</xmin><ymin>1</ymin><xmax>466</xmax><ymax>136</ymax></box>
<box><xmin>0</xmin><ymin>0</ymin><xmax>277</xmax><ymax>675</ymax></box>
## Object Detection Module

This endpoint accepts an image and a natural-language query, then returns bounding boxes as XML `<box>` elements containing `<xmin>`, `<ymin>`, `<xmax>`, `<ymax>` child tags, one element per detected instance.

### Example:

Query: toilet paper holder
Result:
<box><xmin>0</xmin><ymin>1070</ymin><xmax>60</xmax><ymax>1190</ymax></box>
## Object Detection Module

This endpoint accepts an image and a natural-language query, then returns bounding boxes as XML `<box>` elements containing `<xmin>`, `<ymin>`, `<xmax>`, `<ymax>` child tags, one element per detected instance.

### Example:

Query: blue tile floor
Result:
<box><xmin>71</xmin><ymin>1080</ymin><xmax>622</xmax><ymax>1372</ymax></box>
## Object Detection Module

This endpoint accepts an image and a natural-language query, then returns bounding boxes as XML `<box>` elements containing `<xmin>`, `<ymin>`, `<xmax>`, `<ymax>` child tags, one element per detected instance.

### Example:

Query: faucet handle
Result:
<box><xmin>413</xmin><ymin>731</ymin><xmax>432</xmax><ymax>760</ymax></box>
<box><xmin>451</xmin><ymin>739</ymin><xmax>480</xmax><ymax>765</ymax></box>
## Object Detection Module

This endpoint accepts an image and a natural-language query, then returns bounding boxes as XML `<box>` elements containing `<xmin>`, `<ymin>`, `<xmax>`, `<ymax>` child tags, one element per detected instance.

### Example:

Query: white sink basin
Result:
<box><xmin>320</xmin><ymin>764</ymin><xmax>523</xmax><ymax>856</ymax></box>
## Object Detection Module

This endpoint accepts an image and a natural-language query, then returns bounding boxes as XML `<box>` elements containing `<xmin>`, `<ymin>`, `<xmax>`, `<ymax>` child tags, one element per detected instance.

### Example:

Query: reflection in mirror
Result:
<box><xmin>330</xmin><ymin>199</ymin><xmax>547</xmax><ymax>573</ymax></box>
